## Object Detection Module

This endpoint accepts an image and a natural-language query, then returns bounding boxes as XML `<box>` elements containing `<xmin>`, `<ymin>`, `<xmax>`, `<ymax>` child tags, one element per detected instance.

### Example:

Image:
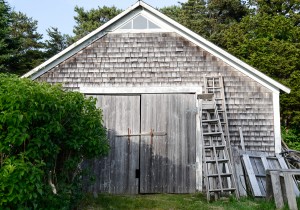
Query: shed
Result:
<box><xmin>23</xmin><ymin>1</ymin><xmax>290</xmax><ymax>195</ymax></box>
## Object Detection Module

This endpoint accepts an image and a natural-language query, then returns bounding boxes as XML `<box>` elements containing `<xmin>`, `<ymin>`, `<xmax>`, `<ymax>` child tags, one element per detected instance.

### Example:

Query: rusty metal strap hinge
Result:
<box><xmin>115</xmin><ymin>132</ymin><xmax>167</xmax><ymax>137</ymax></box>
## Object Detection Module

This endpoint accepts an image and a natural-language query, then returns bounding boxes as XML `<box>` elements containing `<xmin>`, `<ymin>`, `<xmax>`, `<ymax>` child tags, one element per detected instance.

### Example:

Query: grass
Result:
<box><xmin>78</xmin><ymin>193</ymin><xmax>296</xmax><ymax>210</ymax></box>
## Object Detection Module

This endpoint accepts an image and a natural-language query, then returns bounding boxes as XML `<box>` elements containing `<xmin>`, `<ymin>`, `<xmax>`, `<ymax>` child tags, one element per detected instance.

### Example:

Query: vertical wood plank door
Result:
<box><xmin>89</xmin><ymin>95</ymin><xmax>140</xmax><ymax>194</ymax></box>
<box><xmin>140</xmin><ymin>94</ymin><xmax>197</xmax><ymax>193</ymax></box>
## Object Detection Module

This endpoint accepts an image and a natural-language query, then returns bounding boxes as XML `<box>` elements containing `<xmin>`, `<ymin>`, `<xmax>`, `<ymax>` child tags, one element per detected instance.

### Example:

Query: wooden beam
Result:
<box><xmin>239</xmin><ymin>127</ymin><xmax>245</xmax><ymax>151</ymax></box>
<box><xmin>241</xmin><ymin>154</ymin><xmax>262</xmax><ymax>196</ymax></box>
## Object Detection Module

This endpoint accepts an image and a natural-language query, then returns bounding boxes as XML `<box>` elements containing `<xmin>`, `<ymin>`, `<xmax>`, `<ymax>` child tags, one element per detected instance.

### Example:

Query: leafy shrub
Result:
<box><xmin>282</xmin><ymin>127</ymin><xmax>300</xmax><ymax>151</ymax></box>
<box><xmin>0</xmin><ymin>73</ymin><xmax>109</xmax><ymax>209</ymax></box>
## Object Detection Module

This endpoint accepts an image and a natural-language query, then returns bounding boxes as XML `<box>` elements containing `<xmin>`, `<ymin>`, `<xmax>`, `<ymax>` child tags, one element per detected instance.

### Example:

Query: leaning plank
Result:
<box><xmin>238</xmin><ymin>127</ymin><xmax>245</xmax><ymax>151</ymax></box>
<box><xmin>276</xmin><ymin>154</ymin><xmax>300</xmax><ymax>196</ymax></box>
<box><xmin>266</xmin><ymin>170</ymin><xmax>284</xmax><ymax>209</ymax></box>
<box><xmin>260</xmin><ymin>156</ymin><xmax>270</xmax><ymax>170</ymax></box>
<box><xmin>283</xmin><ymin>172</ymin><xmax>298</xmax><ymax>210</ymax></box>
<box><xmin>241</xmin><ymin>154</ymin><xmax>262</xmax><ymax>197</ymax></box>
<box><xmin>232</xmin><ymin>148</ymin><xmax>247</xmax><ymax>197</ymax></box>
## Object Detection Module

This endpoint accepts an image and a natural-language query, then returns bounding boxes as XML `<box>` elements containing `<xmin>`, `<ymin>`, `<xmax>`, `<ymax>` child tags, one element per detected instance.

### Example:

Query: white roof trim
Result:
<box><xmin>22</xmin><ymin>1</ymin><xmax>290</xmax><ymax>93</ymax></box>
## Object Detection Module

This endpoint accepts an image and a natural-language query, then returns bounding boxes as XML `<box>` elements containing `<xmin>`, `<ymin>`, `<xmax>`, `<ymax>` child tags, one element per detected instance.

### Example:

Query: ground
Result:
<box><xmin>78</xmin><ymin>193</ymin><xmax>292</xmax><ymax>210</ymax></box>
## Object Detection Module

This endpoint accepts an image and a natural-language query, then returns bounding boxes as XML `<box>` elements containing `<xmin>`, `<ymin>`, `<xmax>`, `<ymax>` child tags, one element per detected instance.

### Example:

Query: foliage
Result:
<box><xmin>9</xmin><ymin>11</ymin><xmax>45</xmax><ymax>75</ymax></box>
<box><xmin>215</xmin><ymin>1</ymin><xmax>300</xmax><ymax>149</ymax></box>
<box><xmin>45</xmin><ymin>27</ymin><xmax>70</xmax><ymax>58</ymax></box>
<box><xmin>0</xmin><ymin>74</ymin><xmax>109</xmax><ymax>209</ymax></box>
<box><xmin>218</xmin><ymin>14</ymin><xmax>299</xmax><ymax>77</ymax></box>
<box><xmin>72</xmin><ymin>6</ymin><xmax>122</xmax><ymax>42</ymax></box>
<box><xmin>161</xmin><ymin>0</ymin><xmax>250</xmax><ymax>41</ymax></box>
<box><xmin>0</xmin><ymin>1</ymin><xmax>45</xmax><ymax>76</ymax></box>
<box><xmin>219</xmin><ymin>8</ymin><xmax>300</xmax><ymax>129</ymax></box>
<box><xmin>160</xmin><ymin>5</ymin><xmax>183</xmax><ymax>23</ymax></box>
<box><xmin>0</xmin><ymin>157</ymin><xmax>45</xmax><ymax>209</ymax></box>
<box><xmin>0</xmin><ymin>0</ymin><xmax>18</xmax><ymax>73</ymax></box>
<box><xmin>282</xmin><ymin>127</ymin><xmax>300</xmax><ymax>151</ymax></box>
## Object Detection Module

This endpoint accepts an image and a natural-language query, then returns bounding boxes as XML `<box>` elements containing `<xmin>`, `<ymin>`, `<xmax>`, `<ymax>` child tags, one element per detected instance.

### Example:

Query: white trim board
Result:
<box><xmin>80</xmin><ymin>86</ymin><xmax>202</xmax><ymax>94</ymax></box>
<box><xmin>273</xmin><ymin>90</ymin><xmax>282</xmax><ymax>153</ymax></box>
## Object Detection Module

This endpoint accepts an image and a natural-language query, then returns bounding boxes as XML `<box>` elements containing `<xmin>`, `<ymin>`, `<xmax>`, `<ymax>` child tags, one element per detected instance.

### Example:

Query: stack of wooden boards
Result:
<box><xmin>232</xmin><ymin>149</ymin><xmax>300</xmax><ymax>209</ymax></box>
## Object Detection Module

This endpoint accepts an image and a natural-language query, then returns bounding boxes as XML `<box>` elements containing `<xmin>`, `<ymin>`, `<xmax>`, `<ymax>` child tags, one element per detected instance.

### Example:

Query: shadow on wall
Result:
<box><xmin>82</xmin><ymin>129</ymin><xmax>196</xmax><ymax>195</ymax></box>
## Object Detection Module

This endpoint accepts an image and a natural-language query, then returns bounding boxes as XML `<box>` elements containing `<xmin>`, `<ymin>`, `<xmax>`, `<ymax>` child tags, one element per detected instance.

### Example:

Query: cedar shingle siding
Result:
<box><xmin>36</xmin><ymin>32</ymin><xmax>274</xmax><ymax>152</ymax></box>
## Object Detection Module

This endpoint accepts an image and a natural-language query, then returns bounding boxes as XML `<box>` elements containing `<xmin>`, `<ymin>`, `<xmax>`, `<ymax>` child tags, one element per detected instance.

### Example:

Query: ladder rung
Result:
<box><xmin>204</xmin><ymin>145</ymin><xmax>226</xmax><ymax>149</ymax></box>
<box><xmin>209</xmin><ymin>188</ymin><xmax>236</xmax><ymax>192</ymax></box>
<box><xmin>206</xmin><ymin>159</ymin><xmax>229</xmax><ymax>163</ymax></box>
<box><xmin>207</xmin><ymin>174</ymin><xmax>219</xmax><ymax>177</ymax></box>
<box><xmin>220</xmin><ymin>173</ymin><xmax>233</xmax><ymax>177</ymax></box>
<box><xmin>203</xmin><ymin>132</ymin><xmax>223</xmax><ymax>136</ymax></box>
<box><xmin>202</xmin><ymin>107</ymin><xmax>215</xmax><ymax>111</ymax></box>
<box><xmin>222</xmin><ymin>188</ymin><xmax>236</xmax><ymax>191</ymax></box>
<box><xmin>206</xmin><ymin>87</ymin><xmax>221</xmax><ymax>89</ymax></box>
<box><xmin>207</xmin><ymin>173</ymin><xmax>233</xmax><ymax>177</ymax></box>
<box><xmin>208</xmin><ymin>189</ymin><xmax>222</xmax><ymax>192</ymax></box>
<box><xmin>202</xmin><ymin>119</ymin><xmax>218</xmax><ymax>123</ymax></box>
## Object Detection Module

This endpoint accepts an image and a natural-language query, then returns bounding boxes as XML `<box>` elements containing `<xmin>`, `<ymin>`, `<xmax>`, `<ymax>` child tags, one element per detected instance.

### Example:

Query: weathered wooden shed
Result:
<box><xmin>23</xmin><ymin>1</ymin><xmax>290</xmax><ymax>195</ymax></box>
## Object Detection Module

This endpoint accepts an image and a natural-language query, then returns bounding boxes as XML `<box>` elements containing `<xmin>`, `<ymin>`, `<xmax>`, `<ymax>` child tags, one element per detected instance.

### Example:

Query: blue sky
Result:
<box><xmin>6</xmin><ymin>0</ymin><xmax>184</xmax><ymax>39</ymax></box>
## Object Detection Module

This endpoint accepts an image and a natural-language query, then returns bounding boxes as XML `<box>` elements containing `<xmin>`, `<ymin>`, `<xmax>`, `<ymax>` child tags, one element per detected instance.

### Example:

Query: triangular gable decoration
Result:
<box><xmin>120</xmin><ymin>14</ymin><xmax>161</xmax><ymax>30</ymax></box>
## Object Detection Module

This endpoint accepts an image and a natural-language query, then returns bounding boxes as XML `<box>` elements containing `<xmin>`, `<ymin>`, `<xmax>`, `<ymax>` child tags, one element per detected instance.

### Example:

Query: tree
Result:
<box><xmin>0</xmin><ymin>74</ymin><xmax>109</xmax><ymax>209</ymax></box>
<box><xmin>161</xmin><ymin>0</ymin><xmax>249</xmax><ymax>40</ymax></box>
<box><xmin>0</xmin><ymin>1</ymin><xmax>45</xmax><ymax>75</ymax></box>
<box><xmin>0</xmin><ymin>0</ymin><xmax>18</xmax><ymax>73</ymax></box>
<box><xmin>9</xmin><ymin>11</ymin><xmax>45</xmax><ymax>75</ymax></box>
<box><xmin>45</xmin><ymin>27</ymin><xmax>70</xmax><ymax>58</ymax></box>
<box><xmin>218</xmin><ymin>2</ymin><xmax>300</xmax><ymax>140</ymax></box>
<box><xmin>219</xmin><ymin>14</ymin><xmax>299</xmax><ymax>78</ymax></box>
<box><xmin>256</xmin><ymin>0</ymin><xmax>300</xmax><ymax>16</ymax></box>
<box><xmin>207</xmin><ymin>0</ymin><xmax>249</xmax><ymax>24</ymax></box>
<box><xmin>72</xmin><ymin>6</ymin><xmax>123</xmax><ymax>42</ymax></box>
<box><xmin>160</xmin><ymin>5</ymin><xmax>183</xmax><ymax>23</ymax></box>
<box><xmin>180</xmin><ymin>0</ymin><xmax>208</xmax><ymax>36</ymax></box>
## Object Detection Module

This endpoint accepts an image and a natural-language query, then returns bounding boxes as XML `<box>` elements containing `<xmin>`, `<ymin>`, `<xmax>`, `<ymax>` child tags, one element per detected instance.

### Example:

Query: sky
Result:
<box><xmin>6</xmin><ymin>0</ymin><xmax>184</xmax><ymax>40</ymax></box>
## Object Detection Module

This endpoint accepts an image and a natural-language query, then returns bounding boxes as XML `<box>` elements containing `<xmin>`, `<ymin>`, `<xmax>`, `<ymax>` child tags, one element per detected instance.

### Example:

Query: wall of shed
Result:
<box><xmin>36</xmin><ymin>32</ymin><xmax>275</xmax><ymax>153</ymax></box>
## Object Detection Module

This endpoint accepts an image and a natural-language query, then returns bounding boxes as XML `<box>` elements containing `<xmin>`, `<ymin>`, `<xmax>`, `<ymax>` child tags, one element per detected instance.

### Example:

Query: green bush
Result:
<box><xmin>282</xmin><ymin>127</ymin><xmax>300</xmax><ymax>151</ymax></box>
<box><xmin>0</xmin><ymin>73</ymin><xmax>109</xmax><ymax>209</ymax></box>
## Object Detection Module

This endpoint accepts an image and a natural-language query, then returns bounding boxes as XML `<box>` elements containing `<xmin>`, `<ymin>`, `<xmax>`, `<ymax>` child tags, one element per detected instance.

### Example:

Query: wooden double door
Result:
<box><xmin>88</xmin><ymin>94</ymin><xmax>196</xmax><ymax>194</ymax></box>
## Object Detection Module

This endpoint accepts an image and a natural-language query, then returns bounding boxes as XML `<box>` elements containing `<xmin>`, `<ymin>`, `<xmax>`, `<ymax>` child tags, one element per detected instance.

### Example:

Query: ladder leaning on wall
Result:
<box><xmin>203</xmin><ymin>76</ymin><xmax>230</xmax><ymax>148</ymax></box>
<box><xmin>198</xmin><ymin>76</ymin><xmax>237</xmax><ymax>201</ymax></box>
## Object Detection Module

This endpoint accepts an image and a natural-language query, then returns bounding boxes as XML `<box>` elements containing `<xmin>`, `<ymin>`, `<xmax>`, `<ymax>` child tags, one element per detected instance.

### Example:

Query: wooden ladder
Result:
<box><xmin>198</xmin><ymin>93</ymin><xmax>237</xmax><ymax>201</ymax></box>
<box><xmin>203</xmin><ymin>76</ymin><xmax>230</xmax><ymax>148</ymax></box>
<box><xmin>204</xmin><ymin>76</ymin><xmax>238</xmax><ymax>189</ymax></box>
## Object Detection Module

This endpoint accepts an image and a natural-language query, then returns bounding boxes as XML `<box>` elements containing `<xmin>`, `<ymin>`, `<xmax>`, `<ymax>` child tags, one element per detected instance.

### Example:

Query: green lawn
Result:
<box><xmin>78</xmin><ymin>193</ymin><xmax>291</xmax><ymax>210</ymax></box>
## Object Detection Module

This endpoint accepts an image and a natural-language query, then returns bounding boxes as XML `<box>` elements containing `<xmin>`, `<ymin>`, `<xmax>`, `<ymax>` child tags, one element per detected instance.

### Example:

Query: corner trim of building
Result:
<box><xmin>273</xmin><ymin>90</ymin><xmax>281</xmax><ymax>153</ymax></box>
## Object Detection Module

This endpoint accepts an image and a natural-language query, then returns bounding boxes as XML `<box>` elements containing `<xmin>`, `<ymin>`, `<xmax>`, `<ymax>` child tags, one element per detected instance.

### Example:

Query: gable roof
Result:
<box><xmin>22</xmin><ymin>1</ymin><xmax>290</xmax><ymax>93</ymax></box>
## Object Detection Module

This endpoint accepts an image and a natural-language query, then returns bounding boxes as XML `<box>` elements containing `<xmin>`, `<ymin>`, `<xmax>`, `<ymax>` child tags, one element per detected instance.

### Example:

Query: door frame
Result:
<box><xmin>80</xmin><ymin>86</ymin><xmax>203</xmax><ymax>192</ymax></box>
